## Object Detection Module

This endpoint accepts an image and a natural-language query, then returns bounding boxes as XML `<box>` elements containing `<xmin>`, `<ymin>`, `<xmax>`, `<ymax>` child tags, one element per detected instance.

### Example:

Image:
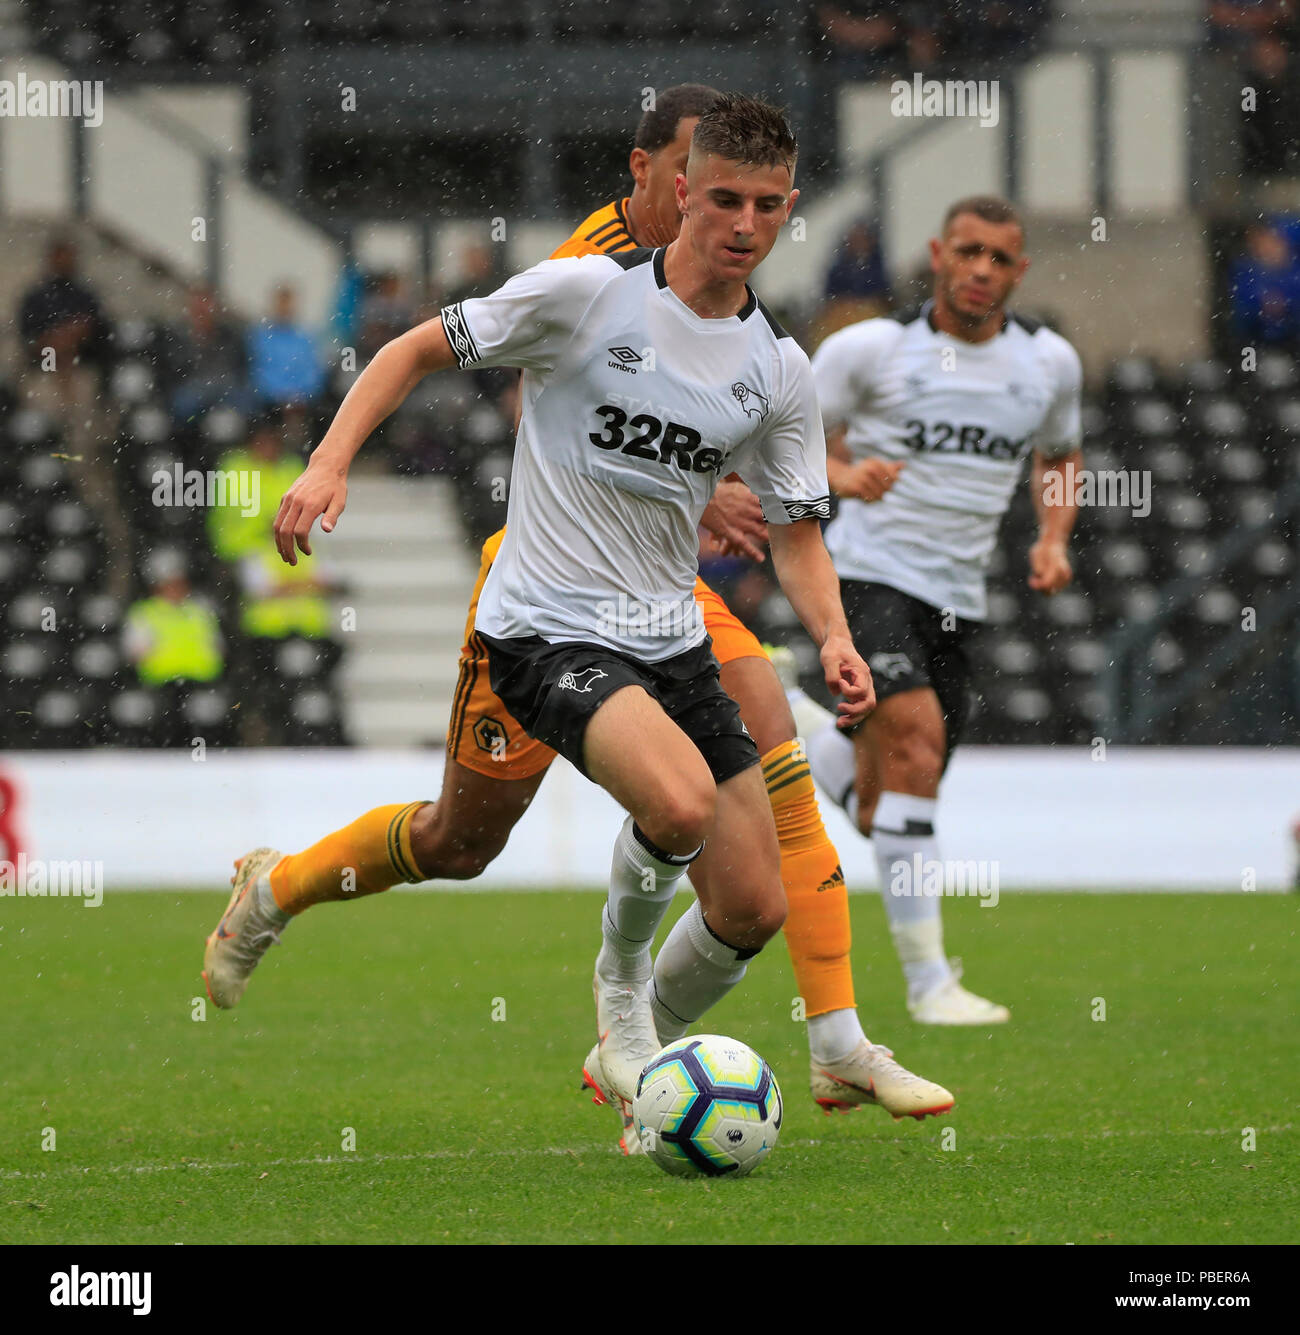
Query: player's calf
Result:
<box><xmin>406</xmin><ymin>757</ymin><xmax>548</xmax><ymax>881</ymax></box>
<box><xmin>406</xmin><ymin>800</ymin><xmax>511</xmax><ymax>881</ymax></box>
<box><xmin>651</xmin><ymin>766</ymin><xmax>785</xmax><ymax>1044</ymax></box>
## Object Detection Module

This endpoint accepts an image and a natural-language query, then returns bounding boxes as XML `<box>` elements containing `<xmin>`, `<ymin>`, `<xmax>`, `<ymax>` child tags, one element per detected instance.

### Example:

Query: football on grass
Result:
<box><xmin>633</xmin><ymin>1035</ymin><xmax>782</xmax><ymax>1177</ymax></box>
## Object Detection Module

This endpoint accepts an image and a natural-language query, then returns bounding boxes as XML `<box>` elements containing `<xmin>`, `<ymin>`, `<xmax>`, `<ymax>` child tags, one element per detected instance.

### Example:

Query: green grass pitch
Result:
<box><xmin>2</xmin><ymin>889</ymin><xmax>1296</xmax><ymax>1244</ymax></box>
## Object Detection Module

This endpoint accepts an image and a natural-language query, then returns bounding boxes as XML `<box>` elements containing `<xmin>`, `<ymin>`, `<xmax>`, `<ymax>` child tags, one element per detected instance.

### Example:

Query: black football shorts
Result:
<box><xmin>478</xmin><ymin>632</ymin><xmax>760</xmax><ymax>784</ymax></box>
<box><xmin>840</xmin><ymin>579</ymin><xmax>978</xmax><ymax>767</ymax></box>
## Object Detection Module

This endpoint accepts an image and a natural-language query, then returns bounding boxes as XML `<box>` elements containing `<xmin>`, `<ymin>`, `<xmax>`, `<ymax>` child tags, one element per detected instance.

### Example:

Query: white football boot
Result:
<box><xmin>810</xmin><ymin>1039</ymin><xmax>954</xmax><ymax>1120</ymax></box>
<box><xmin>592</xmin><ymin>968</ymin><xmax>661</xmax><ymax>1105</ymax></box>
<box><xmin>202</xmin><ymin>847</ymin><xmax>287</xmax><ymax>1009</ymax></box>
<box><xmin>581</xmin><ymin>1042</ymin><xmax>645</xmax><ymax>1157</ymax></box>
<box><xmin>909</xmin><ymin>963</ymin><xmax>1010</xmax><ymax>1025</ymax></box>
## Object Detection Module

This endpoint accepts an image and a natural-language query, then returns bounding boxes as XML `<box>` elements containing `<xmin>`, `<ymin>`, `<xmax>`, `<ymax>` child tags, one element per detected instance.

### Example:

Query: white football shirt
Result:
<box><xmin>812</xmin><ymin>301</ymin><xmax>1082</xmax><ymax>620</ymax></box>
<box><xmin>442</xmin><ymin>248</ymin><xmax>830</xmax><ymax>661</ymax></box>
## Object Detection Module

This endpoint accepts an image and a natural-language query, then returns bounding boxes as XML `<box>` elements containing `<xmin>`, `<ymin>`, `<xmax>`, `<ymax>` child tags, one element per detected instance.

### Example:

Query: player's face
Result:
<box><xmin>642</xmin><ymin>116</ymin><xmax>698</xmax><ymax>241</ymax></box>
<box><xmin>676</xmin><ymin>152</ymin><xmax>797</xmax><ymax>284</ymax></box>
<box><xmin>930</xmin><ymin>214</ymin><xmax>1028</xmax><ymax>327</ymax></box>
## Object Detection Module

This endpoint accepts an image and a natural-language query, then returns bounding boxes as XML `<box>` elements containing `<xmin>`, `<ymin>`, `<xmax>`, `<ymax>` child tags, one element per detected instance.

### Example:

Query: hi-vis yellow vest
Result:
<box><xmin>207</xmin><ymin>451</ymin><xmax>302</xmax><ymax>562</ymax></box>
<box><xmin>241</xmin><ymin>547</ymin><xmax>331</xmax><ymax>639</ymax></box>
<box><xmin>129</xmin><ymin>597</ymin><xmax>223</xmax><ymax>684</ymax></box>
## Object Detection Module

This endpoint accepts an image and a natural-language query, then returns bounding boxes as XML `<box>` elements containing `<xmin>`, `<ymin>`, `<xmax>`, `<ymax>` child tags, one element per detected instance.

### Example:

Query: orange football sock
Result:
<box><xmin>762</xmin><ymin>741</ymin><xmax>855</xmax><ymax>1018</ymax></box>
<box><xmin>269</xmin><ymin>802</ymin><xmax>427</xmax><ymax>916</ymax></box>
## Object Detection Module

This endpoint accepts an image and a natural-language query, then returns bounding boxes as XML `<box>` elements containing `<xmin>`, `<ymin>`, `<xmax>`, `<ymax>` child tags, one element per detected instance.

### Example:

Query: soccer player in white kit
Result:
<box><xmin>799</xmin><ymin>196</ymin><xmax>1084</xmax><ymax>1024</ymax></box>
<box><xmin>275</xmin><ymin>95</ymin><xmax>875</xmax><ymax>1108</ymax></box>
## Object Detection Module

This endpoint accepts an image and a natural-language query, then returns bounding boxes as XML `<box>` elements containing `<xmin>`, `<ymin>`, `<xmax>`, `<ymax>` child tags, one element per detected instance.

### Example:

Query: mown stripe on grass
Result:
<box><xmin>2</xmin><ymin>1122</ymin><xmax>1291</xmax><ymax>1182</ymax></box>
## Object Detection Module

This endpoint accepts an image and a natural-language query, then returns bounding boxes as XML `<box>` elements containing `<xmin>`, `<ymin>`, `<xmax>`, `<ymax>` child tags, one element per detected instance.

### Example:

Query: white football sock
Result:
<box><xmin>256</xmin><ymin>878</ymin><xmax>291</xmax><ymax>927</ymax></box>
<box><xmin>871</xmin><ymin>791</ymin><xmax>953</xmax><ymax>1001</ymax></box>
<box><xmin>650</xmin><ymin>900</ymin><xmax>754</xmax><ymax>1040</ymax></box>
<box><xmin>807</xmin><ymin>1007</ymin><xmax>867</xmax><ymax>1064</ymax></box>
<box><xmin>804</xmin><ymin>719</ymin><xmax>858</xmax><ymax>814</ymax></box>
<box><xmin>596</xmin><ymin>817</ymin><xmax>698</xmax><ymax>986</ymax></box>
<box><xmin>785</xmin><ymin>686</ymin><xmax>836</xmax><ymax>747</ymax></box>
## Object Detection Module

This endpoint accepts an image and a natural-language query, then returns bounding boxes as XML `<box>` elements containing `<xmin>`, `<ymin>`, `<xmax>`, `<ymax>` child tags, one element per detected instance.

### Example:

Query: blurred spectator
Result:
<box><xmin>445</xmin><ymin>243</ymin><xmax>515</xmax><ymax>416</ymax></box>
<box><xmin>1207</xmin><ymin>0</ymin><xmax>1294</xmax><ymax>53</ymax></box>
<box><xmin>1229</xmin><ymin>221</ymin><xmax>1300</xmax><ymax>347</ymax></box>
<box><xmin>1239</xmin><ymin>35</ymin><xmax>1300</xmax><ymax>175</ymax></box>
<box><xmin>815</xmin><ymin>3</ymin><xmax>905</xmax><ymax>76</ymax></box>
<box><xmin>123</xmin><ymin>554</ymin><xmax>224</xmax><ymax>686</ymax></box>
<box><xmin>807</xmin><ymin>220</ymin><xmax>893</xmax><ymax>348</ymax></box>
<box><xmin>18</xmin><ymin>236</ymin><xmax>110</xmax><ymax>376</ymax></box>
<box><xmin>445</xmin><ymin>242</ymin><xmax>503</xmax><ymax>308</ymax></box>
<box><xmin>330</xmin><ymin>257</ymin><xmax>366</xmax><ymax>347</ymax></box>
<box><xmin>248</xmin><ymin>284</ymin><xmax>326</xmax><ymax>409</ymax></box>
<box><xmin>17</xmin><ymin>236</ymin><xmax>131</xmax><ymax>598</ymax></box>
<box><xmin>17</xmin><ymin>235</ymin><xmax>110</xmax><ymax>425</ymax></box>
<box><xmin>726</xmin><ymin>567</ymin><xmax>780</xmax><ymax>628</ymax></box>
<box><xmin>946</xmin><ymin>1</ymin><xmax>1049</xmax><ymax>65</ymax></box>
<box><xmin>825</xmin><ymin>220</ymin><xmax>890</xmax><ymax>302</ymax></box>
<box><xmin>358</xmin><ymin>270</ymin><xmax>417</xmax><ymax>362</ymax></box>
<box><xmin>208</xmin><ymin>414</ymin><xmax>303</xmax><ymax>563</ymax></box>
<box><xmin>238</xmin><ymin>544</ymin><xmax>338</xmax><ymax>641</ymax></box>
<box><xmin>164</xmin><ymin>283</ymin><xmax>252</xmax><ymax>423</ymax></box>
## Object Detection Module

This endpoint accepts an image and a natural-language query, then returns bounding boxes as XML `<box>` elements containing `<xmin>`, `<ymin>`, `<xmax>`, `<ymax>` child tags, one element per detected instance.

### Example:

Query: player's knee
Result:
<box><xmin>643</xmin><ymin>781</ymin><xmax>716</xmax><ymax>855</ymax></box>
<box><xmin>755</xmin><ymin>887</ymin><xmax>787</xmax><ymax>942</ymax></box>
<box><xmin>407</xmin><ymin>801</ymin><xmax>504</xmax><ymax>881</ymax></box>
<box><xmin>711</xmin><ymin>882</ymin><xmax>786</xmax><ymax>949</ymax></box>
<box><xmin>882</xmin><ymin>727</ymin><xmax>944</xmax><ymax>795</ymax></box>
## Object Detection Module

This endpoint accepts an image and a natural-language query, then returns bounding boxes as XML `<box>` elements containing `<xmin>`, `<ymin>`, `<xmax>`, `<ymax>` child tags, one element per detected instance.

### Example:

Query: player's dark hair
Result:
<box><xmin>634</xmin><ymin>84</ymin><xmax>723</xmax><ymax>153</ymax></box>
<box><xmin>690</xmin><ymin>93</ymin><xmax>797</xmax><ymax>174</ymax></box>
<box><xmin>942</xmin><ymin>195</ymin><xmax>1025</xmax><ymax>242</ymax></box>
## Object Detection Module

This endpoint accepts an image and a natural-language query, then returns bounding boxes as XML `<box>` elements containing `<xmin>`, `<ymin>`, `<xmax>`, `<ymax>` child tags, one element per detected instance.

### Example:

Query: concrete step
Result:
<box><xmin>343</xmin><ymin>603</ymin><xmax>468</xmax><ymax>636</ymax></box>
<box><xmin>338</xmin><ymin>559</ymin><xmax>476</xmax><ymax>594</ymax></box>
<box><xmin>346</xmin><ymin>698</ymin><xmax>450</xmax><ymax>749</ymax></box>
<box><xmin>327</xmin><ymin>509</ymin><xmax>450</xmax><ymax>542</ymax></box>
<box><xmin>340</xmin><ymin>652</ymin><xmax>463</xmax><ymax>689</ymax></box>
<box><xmin>326</xmin><ymin>474</ymin><xmax>478</xmax><ymax>746</ymax></box>
<box><xmin>342</xmin><ymin>628</ymin><xmax>460</xmax><ymax>652</ymax></box>
<box><xmin>341</xmin><ymin>654</ymin><xmax>461</xmax><ymax>684</ymax></box>
<box><xmin>343</xmin><ymin>684</ymin><xmax>460</xmax><ymax>711</ymax></box>
<box><xmin>342</xmin><ymin>656</ymin><xmax>460</xmax><ymax>683</ymax></box>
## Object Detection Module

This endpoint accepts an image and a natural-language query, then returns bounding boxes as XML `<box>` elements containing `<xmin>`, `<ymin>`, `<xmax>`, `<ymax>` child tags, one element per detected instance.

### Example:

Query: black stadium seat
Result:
<box><xmin>105</xmin><ymin>687</ymin><xmax>165</xmax><ymax>748</ymax></box>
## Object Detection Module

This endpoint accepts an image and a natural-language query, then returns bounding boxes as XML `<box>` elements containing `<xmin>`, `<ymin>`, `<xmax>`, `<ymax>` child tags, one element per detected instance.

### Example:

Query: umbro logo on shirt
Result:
<box><xmin>607</xmin><ymin>346</ymin><xmax>641</xmax><ymax>374</ymax></box>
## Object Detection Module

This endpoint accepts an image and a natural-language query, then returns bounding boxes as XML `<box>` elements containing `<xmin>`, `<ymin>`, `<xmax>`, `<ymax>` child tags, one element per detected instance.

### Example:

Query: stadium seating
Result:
<box><xmin>0</xmin><ymin>302</ymin><xmax>354</xmax><ymax>748</ymax></box>
<box><xmin>7</xmin><ymin>333</ymin><xmax>1295</xmax><ymax>749</ymax></box>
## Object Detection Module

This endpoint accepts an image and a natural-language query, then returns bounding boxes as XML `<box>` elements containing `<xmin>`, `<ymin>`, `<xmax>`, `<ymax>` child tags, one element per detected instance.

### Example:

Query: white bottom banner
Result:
<box><xmin>1</xmin><ymin>746</ymin><xmax>1297</xmax><ymax>891</ymax></box>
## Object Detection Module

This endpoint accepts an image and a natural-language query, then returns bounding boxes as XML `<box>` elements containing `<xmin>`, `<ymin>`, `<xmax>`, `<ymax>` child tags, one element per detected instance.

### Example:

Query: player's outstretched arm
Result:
<box><xmin>768</xmin><ymin>519</ymin><xmax>875</xmax><ymax>728</ymax></box>
<box><xmin>1029</xmin><ymin>447</ymin><xmax>1082</xmax><ymax>594</ymax></box>
<box><xmin>274</xmin><ymin>317</ymin><xmax>458</xmax><ymax>564</ymax></box>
